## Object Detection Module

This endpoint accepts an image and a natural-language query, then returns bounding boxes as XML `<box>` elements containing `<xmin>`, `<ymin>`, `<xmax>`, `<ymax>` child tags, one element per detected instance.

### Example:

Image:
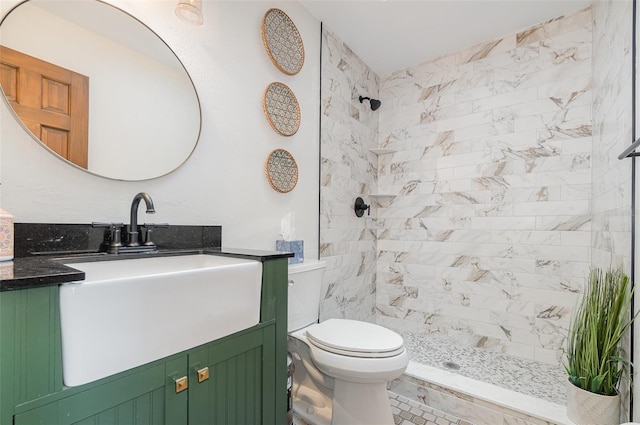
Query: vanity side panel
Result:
<box><xmin>261</xmin><ymin>258</ymin><xmax>288</xmax><ymax>425</ymax></box>
<box><xmin>260</xmin><ymin>257</ymin><xmax>288</xmax><ymax>323</ymax></box>
<box><xmin>262</xmin><ymin>323</ymin><xmax>277</xmax><ymax>424</ymax></box>
<box><xmin>0</xmin><ymin>285</ymin><xmax>63</xmax><ymax>424</ymax></box>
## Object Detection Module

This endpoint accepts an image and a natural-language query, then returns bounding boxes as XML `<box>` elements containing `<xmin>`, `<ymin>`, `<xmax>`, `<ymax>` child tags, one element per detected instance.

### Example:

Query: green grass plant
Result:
<box><xmin>564</xmin><ymin>267</ymin><xmax>637</xmax><ymax>396</ymax></box>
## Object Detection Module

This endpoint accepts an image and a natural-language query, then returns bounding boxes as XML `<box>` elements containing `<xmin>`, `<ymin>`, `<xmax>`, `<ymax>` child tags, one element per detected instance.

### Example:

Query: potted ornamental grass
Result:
<box><xmin>564</xmin><ymin>267</ymin><xmax>637</xmax><ymax>425</ymax></box>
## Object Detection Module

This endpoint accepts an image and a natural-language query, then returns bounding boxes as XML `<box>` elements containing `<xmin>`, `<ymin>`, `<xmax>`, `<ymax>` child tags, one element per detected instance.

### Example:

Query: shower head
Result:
<box><xmin>359</xmin><ymin>95</ymin><xmax>381</xmax><ymax>111</ymax></box>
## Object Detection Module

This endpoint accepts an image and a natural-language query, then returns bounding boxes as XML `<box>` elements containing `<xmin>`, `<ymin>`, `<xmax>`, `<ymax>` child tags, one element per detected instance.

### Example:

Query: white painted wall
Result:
<box><xmin>0</xmin><ymin>0</ymin><xmax>321</xmax><ymax>259</ymax></box>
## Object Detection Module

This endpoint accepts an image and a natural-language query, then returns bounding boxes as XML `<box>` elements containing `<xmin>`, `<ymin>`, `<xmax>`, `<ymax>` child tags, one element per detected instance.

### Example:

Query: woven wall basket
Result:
<box><xmin>263</xmin><ymin>82</ymin><xmax>300</xmax><ymax>136</ymax></box>
<box><xmin>265</xmin><ymin>149</ymin><xmax>298</xmax><ymax>193</ymax></box>
<box><xmin>261</xmin><ymin>8</ymin><xmax>304</xmax><ymax>75</ymax></box>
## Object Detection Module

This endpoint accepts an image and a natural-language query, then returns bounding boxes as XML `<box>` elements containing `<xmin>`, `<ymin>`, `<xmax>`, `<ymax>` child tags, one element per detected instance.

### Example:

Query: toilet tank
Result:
<box><xmin>288</xmin><ymin>260</ymin><xmax>326</xmax><ymax>332</ymax></box>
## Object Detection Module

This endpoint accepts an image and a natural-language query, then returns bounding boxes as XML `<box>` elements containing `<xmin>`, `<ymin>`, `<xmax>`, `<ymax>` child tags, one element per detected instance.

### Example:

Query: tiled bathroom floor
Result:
<box><xmin>389</xmin><ymin>392</ymin><xmax>473</xmax><ymax>425</ymax></box>
<box><xmin>292</xmin><ymin>392</ymin><xmax>473</xmax><ymax>425</ymax></box>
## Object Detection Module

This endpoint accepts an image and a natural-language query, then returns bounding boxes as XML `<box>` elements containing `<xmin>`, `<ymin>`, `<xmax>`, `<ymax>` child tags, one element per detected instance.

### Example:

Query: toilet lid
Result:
<box><xmin>305</xmin><ymin>319</ymin><xmax>405</xmax><ymax>358</ymax></box>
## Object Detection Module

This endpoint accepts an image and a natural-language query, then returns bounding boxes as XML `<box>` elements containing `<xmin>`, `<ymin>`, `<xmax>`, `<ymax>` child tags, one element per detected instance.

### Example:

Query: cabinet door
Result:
<box><xmin>188</xmin><ymin>326</ymin><xmax>277</xmax><ymax>425</ymax></box>
<box><xmin>165</xmin><ymin>355</ymin><xmax>188</xmax><ymax>425</ymax></box>
<box><xmin>14</xmin><ymin>364</ymin><xmax>168</xmax><ymax>425</ymax></box>
<box><xmin>0</xmin><ymin>286</ymin><xmax>64</xmax><ymax>425</ymax></box>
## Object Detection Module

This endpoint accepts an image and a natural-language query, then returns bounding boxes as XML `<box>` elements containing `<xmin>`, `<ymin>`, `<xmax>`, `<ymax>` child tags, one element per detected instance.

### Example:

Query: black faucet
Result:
<box><xmin>127</xmin><ymin>192</ymin><xmax>155</xmax><ymax>247</ymax></box>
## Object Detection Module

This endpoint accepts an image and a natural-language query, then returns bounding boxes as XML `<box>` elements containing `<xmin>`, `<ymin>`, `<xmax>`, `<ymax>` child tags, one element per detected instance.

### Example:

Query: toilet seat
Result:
<box><xmin>305</xmin><ymin>319</ymin><xmax>405</xmax><ymax>358</ymax></box>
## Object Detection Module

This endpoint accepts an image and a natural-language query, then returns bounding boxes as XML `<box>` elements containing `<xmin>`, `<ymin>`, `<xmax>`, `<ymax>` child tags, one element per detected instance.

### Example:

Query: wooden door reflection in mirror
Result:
<box><xmin>0</xmin><ymin>45</ymin><xmax>89</xmax><ymax>168</ymax></box>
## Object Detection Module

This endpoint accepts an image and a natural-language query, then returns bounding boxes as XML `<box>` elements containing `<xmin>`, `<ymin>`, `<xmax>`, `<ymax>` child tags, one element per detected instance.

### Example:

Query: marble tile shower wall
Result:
<box><xmin>319</xmin><ymin>29</ymin><xmax>379</xmax><ymax>322</ymax></box>
<box><xmin>591</xmin><ymin>1</ymin><xmax>633</xmax><ymax>417</ymax></box>
<box><xmin>591</xmin><ymin>1</ymin><xmax>632</xmax><ymax>272</ymax></box>
<box><xmin>375</xmin><ymin>7</ymin><xmax>593</xmax><ymax>365</ymax></box>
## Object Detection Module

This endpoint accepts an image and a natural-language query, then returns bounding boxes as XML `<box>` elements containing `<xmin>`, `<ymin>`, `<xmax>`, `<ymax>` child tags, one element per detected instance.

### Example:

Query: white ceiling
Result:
<box><xmin>299</xmin><ymin>0</ymin><xmax>592</xmax><ymax>76</ymax></box>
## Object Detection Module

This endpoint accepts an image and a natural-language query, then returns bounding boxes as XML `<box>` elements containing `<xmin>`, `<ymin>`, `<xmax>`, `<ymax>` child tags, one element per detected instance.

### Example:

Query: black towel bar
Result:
<box><xmin>618</xmin><ymin>137</ymin><xmax>640</xmax><ymax>159</ymax></box>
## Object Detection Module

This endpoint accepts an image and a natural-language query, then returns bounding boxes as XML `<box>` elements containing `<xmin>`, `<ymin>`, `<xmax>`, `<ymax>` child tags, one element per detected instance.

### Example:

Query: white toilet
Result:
<box><xmin>287</xmin><ymin>261</ymin><xmax>409</xmax><ymax>425</ymax></box>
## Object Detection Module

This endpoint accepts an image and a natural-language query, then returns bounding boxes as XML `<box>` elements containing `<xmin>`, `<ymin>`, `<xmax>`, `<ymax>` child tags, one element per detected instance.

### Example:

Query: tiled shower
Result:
<box><xmin>375</xmin><ymin>8</ymin><xmax>593</xmax><ymax>365</ymax></box>
<box><xmin>319</xmin><ymin>0</ymin><xmax>633</xmax><ymax>420</ymax></box>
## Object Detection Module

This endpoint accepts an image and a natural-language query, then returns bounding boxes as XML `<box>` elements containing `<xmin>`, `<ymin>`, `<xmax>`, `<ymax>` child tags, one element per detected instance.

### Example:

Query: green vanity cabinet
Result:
<box><xmin>12</xmin><ymin>325</ymin><xmax>275</xmax><ymax>425</ymax></box>
<box><xmin>0</xmin><ymin>256</ymin><xmax>289</xmax><ymax>425</ymax></box>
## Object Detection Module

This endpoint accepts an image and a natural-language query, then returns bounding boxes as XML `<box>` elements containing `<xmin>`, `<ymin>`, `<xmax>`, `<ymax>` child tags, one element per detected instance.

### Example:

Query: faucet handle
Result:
<box><xmin>92</xmin><ymin>222</ymin><xmax>123</xmax><ymax>228</ymax></box>
<box><xmin>92</xmin><ymin>222</ymin><xmax>124</xmax><ymax>250</ymax></box>
<box><xmin>142</xmin><ymin>223</ymin><xmax>169</xmax><ymax>228</ymax></box>
<box><xmin>141</xmin><ymin>223</ymin><xmax>168</xmax><ymax>247</ymax></box>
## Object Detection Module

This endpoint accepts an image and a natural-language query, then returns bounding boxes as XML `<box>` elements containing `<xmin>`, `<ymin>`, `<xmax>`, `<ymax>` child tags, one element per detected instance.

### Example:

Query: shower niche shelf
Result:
<box><xmin>368</xmin><ymin>148</ymin><xmax>396</xmax><ymax>155</ymax></box>
<box><xmin>370</xmin><ymin>194</ymin><xmax>395</xmax><ymax>208</ymax></box>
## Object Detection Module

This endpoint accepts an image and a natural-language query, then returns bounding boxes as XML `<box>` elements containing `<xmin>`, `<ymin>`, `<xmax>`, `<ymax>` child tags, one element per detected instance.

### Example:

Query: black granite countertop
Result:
<box><xmin>0</xmin><ymin>256</ymin><xmax>85</xmax><ymax>291</ymax></box>
<box><xmin>0</xmin><ymin>248</ymin><xmax>293</xmax><ymax>292</ymax></box>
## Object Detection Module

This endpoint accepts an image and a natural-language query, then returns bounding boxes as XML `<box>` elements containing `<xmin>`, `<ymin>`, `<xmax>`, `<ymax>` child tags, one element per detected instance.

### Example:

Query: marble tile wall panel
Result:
<box><xmin>320</xmin><ymin>28</ymin><xmax>379</xmax><ymax>321</ymax></box>
<box><xmin>389</xmin><ymin>377</ymin><xmax>564</xmax><ymax>425</ymax></box>
<box><xmin>375</xmin><ymin>7</ymin><xmax>593</xmax><ymax>366</ymax></box>
<box><xmin>591</xmin><ymin>0</ymin><xmax>633</xmax><ymax>271</ymax></box>
<box><xmin>591</xmin><ymin>0</ymin><xmax>634</xmax><ymax>419</ymax></box>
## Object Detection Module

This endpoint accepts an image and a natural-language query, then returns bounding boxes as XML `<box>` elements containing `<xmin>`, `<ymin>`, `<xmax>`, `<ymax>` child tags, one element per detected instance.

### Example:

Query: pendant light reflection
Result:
<box><xmin>176</xmin><ymin>0</ymin><xmax>203</xmax><ymax>25</ymax></box>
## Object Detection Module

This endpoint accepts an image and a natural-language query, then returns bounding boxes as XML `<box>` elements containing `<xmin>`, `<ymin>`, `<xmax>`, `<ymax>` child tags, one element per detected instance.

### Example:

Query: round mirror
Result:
<box><xmin>0</xmin><ymin>0</ymin><xmax>201</xmax><ymax>181</ymax></box>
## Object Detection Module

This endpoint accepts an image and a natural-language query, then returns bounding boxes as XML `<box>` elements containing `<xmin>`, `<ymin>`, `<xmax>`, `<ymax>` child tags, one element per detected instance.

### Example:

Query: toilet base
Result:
<box><xmin>289</xmin><ymin>336</ymin><xmax>333</xmax><ymax>425</ymax></box>
<box><xmin>293</xmin><ymin>381</ymin><xmax>394</xmax><ymax>425</ymax></box>
<box><xmin>292</xmin><ymin>396</ymin><xmax>331</xmax><ymax>425</ymax></box>
<box><xmin>331</xmin><ymin>380</ymin><xmax>394</xmax><ymax>425</ymax></box>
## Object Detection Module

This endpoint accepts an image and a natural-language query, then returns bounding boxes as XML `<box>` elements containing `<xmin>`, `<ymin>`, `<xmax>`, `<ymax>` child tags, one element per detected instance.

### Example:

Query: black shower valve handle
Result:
<box><xmin>354</xmin><ymin>197</ymin><xmax>370</xmax><ymax>217</ymax></box>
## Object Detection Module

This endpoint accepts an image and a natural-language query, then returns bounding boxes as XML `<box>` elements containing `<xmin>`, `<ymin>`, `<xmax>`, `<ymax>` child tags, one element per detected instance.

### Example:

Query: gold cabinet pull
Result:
<box><xmin>175</xmin><ymin>376</ymin><xmax>188</xmax><ymax>393</ymax></box>
<box><xmin>197</xmin><ymin>367</ymin><xmax>209</xmax><ymax>383</ymax></box>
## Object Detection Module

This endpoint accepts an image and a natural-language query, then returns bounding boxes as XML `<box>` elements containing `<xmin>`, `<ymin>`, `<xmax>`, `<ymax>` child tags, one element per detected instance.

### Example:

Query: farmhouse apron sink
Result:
<box><xmin>59</xmin><ymin>254</ymin><xmax>262</xmax><ymax>387</ymax></box>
